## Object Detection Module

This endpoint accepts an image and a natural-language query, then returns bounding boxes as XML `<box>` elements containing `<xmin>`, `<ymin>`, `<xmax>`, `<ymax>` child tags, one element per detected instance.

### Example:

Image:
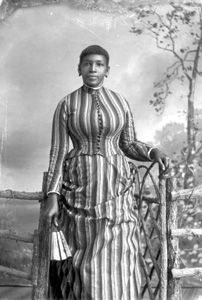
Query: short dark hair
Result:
<box><xmin>79</xmin><ymin>45</ymin><xmax>110</xmax><ymax>65</ymax></box>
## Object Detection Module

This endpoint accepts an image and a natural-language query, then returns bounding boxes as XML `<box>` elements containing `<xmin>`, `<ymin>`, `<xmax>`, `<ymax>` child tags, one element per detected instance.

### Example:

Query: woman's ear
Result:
<box><xmin>105</xmin><ymin>66</ymin><xmax>110</xmax><ymax>78</ymax></box>
<box><xmin>78</xmin><ymin>65</ymin><xmax>81</xmax><ymax>76</ymax></box>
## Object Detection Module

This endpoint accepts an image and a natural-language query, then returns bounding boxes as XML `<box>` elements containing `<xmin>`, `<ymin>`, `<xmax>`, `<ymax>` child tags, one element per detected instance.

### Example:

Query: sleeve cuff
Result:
<box><xmin>47</xmin><ymin>191</ymin><xmax>61</xmax><ymax>196</ymax></box>
<box><xmin>148</xmin><ymin>147</ymin><xmax>159</xmax><ymax>161</ymax></box>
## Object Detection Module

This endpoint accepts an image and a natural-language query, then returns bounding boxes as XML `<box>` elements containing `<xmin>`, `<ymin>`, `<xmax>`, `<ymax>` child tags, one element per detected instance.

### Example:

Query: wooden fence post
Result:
<box><xmin>33</xmin><ymin>172</ymin><xmax>51</xmax><ymax>300</ymax></box>
<box><xmin>166</xmin><ymin>178</ymin><xmax>181</xmax><ymax>300</ymax></box>
<box><xmin>159</xmin><ymin>176</ymin><xmax>168</xmax><ymax>300</ymax></box>
<box><xmin>31</xmin><ymin>229</ymin><xmax>39</xmax><ymax>290</ymax></box>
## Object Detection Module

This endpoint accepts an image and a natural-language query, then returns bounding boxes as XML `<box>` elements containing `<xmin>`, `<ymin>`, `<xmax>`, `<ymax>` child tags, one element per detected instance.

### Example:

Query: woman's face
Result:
<box><xmin>79</xmin><ymin>54</ymin><xmax>110</xmax><ymax>88</ymax></box>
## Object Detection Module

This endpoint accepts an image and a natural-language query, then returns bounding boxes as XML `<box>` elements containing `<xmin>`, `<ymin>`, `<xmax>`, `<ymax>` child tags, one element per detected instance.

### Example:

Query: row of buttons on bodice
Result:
<box><xmin>93</xmin><ymin>91</ymin><xmax>103</xmax><ymax>153</ymax></box>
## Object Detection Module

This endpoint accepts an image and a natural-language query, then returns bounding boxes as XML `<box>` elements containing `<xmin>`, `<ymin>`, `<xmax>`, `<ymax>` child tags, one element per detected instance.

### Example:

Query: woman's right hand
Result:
<box><xmin>43</xmin><ymin>193</ymin><xmax>59</xmax><ymax>227</ymax></box>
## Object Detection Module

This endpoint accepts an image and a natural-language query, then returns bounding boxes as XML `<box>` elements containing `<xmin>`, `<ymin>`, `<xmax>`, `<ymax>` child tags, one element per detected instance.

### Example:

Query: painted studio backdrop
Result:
<box><xmin>0</xmin><ymin>0</ymin><xmax>202</xmax><ymax>287</ymax></box>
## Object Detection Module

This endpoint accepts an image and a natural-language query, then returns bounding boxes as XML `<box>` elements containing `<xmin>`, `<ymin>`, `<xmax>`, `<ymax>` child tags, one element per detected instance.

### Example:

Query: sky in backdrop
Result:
<box><xmin>0</xmin><ymin>2</ymin><xmax>202</xmax><ymax>192</ymax></box>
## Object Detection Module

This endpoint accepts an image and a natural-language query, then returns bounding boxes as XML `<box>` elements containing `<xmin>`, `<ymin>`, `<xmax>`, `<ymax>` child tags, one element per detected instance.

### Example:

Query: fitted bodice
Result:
<box><xmin>66</xmin><ymin>85</ymin><xmax>127</xmax><ymax>158</ymax></box>
<box><xmin>47</xmin><ymin>85</ymin><xmax>152</xmax><ymax>194</ymax></box>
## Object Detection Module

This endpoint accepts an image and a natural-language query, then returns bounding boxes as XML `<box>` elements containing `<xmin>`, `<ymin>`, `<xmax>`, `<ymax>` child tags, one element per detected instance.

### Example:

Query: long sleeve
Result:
<box><xmin>119</xmin><ymin>99</ymin><xmax>153</xmax><ymax>162</ymax></box>
<box><xmin>46</xmin><ymin>99</ymin><xmax>69</xmax><ymax>194</ymax></box>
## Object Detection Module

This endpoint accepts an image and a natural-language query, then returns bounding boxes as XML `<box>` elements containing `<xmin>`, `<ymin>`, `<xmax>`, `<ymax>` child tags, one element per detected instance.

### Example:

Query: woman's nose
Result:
<box><xmin>90</xmin><ymin>64</ymin><xmax>96</xmax><ymax>72</ymax></box>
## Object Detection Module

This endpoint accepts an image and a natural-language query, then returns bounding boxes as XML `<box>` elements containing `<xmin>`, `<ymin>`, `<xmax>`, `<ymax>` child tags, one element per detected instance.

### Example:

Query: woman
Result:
<box><xmin>44</xmin><ymin>45</ymin><xmax>172</xmax><ymax>300</ymax></box>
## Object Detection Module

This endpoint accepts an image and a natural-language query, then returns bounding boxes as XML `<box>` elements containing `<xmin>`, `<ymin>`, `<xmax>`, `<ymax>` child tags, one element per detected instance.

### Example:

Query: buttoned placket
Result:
<box><xmin>92</xmin><ymin>90</ymin><xmax>103</xmax><ymax>154</ymax></box>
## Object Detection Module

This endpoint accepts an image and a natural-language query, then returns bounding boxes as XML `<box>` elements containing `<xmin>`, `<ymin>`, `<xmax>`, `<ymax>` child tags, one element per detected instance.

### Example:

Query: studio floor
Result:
<box><xmin>0</xmin><ymin>287</ymin><xmax>202</xmax><ymax>300</ymax></box>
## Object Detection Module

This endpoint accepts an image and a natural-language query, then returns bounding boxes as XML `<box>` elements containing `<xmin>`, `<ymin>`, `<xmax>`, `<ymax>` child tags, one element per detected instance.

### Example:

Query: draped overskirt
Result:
<box><xmin>58</xmin><ymin>154</ymin><xmax>141</xmax><ymax>300</ymax></box>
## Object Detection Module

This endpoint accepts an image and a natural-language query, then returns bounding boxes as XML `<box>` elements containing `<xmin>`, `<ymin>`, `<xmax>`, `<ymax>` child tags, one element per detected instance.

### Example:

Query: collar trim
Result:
<box><xmin>82</xmin><ymin>84</ymin><xmax>103</xmax><ymax>94</ymax></box>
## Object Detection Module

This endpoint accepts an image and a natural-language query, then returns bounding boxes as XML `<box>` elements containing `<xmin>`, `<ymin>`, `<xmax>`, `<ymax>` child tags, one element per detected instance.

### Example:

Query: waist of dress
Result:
<box><xmin>65</xmin><ymin>146</ymin><xmax>125</xmax><ymax>159</ymax></box>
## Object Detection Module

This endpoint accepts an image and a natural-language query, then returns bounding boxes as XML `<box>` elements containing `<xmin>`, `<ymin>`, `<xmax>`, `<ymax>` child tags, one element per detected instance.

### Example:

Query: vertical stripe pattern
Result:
<box><xmin>60</xmin><ymin>154</ymin><xmax>141</xmax><ymax>300</ymax></box>
<box><xmin>47</xmin><ymin>85</ymin><xmax>153</xmax><ymax>299</ymax></box>
<box><xmin>46</xmin><ymin>85</ymin><xmax>153</xmax><ymax>194</ymax></box>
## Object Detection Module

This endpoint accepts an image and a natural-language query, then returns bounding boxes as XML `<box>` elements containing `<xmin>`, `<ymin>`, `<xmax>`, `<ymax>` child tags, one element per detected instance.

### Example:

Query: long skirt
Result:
<box><xmin>52</xmin><ymin>154</ymin><xmax>141</xmax><ymax>300</ymax></box>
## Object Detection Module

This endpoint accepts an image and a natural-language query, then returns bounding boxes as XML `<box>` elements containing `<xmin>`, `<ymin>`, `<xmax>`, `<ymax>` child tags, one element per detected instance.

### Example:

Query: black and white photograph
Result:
<box><xmin>0</xmin><ymin>1</ymin><xmax>202</xmax><ymax>299</ymax></box>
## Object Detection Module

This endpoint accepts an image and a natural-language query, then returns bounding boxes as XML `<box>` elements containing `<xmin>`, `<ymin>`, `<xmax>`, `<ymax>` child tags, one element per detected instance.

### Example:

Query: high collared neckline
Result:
<box><xmin>82</xmin><ymin>84</ymin><xmax>103</xmax><ymax>94</ymax></box>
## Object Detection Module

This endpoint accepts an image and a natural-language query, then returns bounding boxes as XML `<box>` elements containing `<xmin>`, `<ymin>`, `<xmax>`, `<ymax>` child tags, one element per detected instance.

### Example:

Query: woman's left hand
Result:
<box><xmin>150</xmin><ymin>148</ymin><xmax>173</xmax><ymax>176</ymax></box>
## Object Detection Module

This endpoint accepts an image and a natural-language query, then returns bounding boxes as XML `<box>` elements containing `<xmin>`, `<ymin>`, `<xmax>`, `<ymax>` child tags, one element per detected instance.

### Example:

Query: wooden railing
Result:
<box><xmin>0</xmin><ymin>190</ymin><xmax>42</xmax><ymax>285</ymax></box>
<box><xmin>168</xmin><ymin>184</ymin><xmax>202</xmax><ymax>300</ymax></box>
<box><xmin>0</xmin><ymin>168</ymin><xmax>202</xmax><ymax>299</ymax></box>
<box><xmin>129</xmin><ymin>162</ymin><xmax>169</xmax><ymax>300</ymax></box>
<box><xmin>0</xmin><ymin>173</ymin><xmax>51</xmax><ymax>300</ymax></box>
<box><xmin>130</xmin><ymin>162</ymin><xmax>202</xmax><ymax>300</ymax></box>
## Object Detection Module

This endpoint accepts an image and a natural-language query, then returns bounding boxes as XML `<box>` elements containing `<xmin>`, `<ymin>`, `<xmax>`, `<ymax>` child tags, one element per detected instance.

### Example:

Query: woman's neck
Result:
<box><xmin>83</xmin><ymin>83</ymin><xmax>103</xmax><ymax>90</ymax></box>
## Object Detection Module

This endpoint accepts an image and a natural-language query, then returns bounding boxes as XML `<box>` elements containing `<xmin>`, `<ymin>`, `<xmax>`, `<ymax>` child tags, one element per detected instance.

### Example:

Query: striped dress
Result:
<box><xmin>47</xmin><ymin>85</ymin><xmax>153</xmax><ymax>300</ymax></box>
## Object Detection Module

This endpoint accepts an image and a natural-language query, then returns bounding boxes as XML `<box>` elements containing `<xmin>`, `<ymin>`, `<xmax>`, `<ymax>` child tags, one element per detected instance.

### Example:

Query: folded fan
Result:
<box><xmin>50</xmin><ymin>222</ymin><xmax>72</xmax><ymax>261</ymax></box>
